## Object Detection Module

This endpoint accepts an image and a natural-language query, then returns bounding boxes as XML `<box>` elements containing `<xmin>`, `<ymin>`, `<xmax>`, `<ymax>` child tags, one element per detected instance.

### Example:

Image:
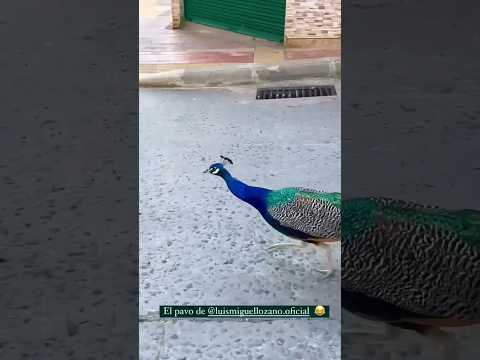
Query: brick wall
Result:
<box><xmin>285</xmin><ymin>0</ymin><xmax>341</xmax><ymax>39</ymax></box>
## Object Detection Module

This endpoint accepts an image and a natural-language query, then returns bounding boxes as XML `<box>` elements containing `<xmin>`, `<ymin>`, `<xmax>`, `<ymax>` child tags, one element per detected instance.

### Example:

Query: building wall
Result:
<box><xmin>285</xmin><ymin>0</ymin><xmax>341</xmax><ymax>40</ymax></box>
<box><xmin>171</xmin><ymin>0</ymin><xmax>183</xmax><ymax>29</ymax></box>
<box><xmin>171</xmin><ymin>0</ymin><xmax>341</xmax><ymax>45</ymax></box>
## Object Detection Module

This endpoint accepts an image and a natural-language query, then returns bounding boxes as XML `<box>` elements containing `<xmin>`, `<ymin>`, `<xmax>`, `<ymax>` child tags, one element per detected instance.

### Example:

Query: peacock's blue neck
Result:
<box><xmin>221</xmin><ymin>171</ymin><xmax>271</xmax><ymax>212</ymax></box>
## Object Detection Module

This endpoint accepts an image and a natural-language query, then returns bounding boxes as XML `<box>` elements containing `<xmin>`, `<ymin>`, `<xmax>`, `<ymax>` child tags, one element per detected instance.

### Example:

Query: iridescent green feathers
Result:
<box><xmin>342</xmin><ymin>197</ymin><xmax>480</xmax><ymax>248</ymax></box>
<box><xmin>266</xmin><ymin>187</ymin><xmax>341</xmax><ymax>209</ymax></box>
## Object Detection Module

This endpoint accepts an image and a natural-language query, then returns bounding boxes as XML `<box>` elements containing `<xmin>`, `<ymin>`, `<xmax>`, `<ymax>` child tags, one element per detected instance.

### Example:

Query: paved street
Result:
<box><xmin>140</xmin><ymin>81</ymin><xmax>341</xmax><ymax>360</ymax></box>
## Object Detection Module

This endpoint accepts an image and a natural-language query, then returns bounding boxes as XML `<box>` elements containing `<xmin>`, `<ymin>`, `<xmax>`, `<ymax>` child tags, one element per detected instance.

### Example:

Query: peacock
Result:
<box><xmin>205</xmin><ymin>156</ymin><xmax>341</xmax><ymax>276</ymax></box>
<box><xmin>342</xmin><ymin>196</ymin><xmax>480</xmax><ymax>358</ymax></box>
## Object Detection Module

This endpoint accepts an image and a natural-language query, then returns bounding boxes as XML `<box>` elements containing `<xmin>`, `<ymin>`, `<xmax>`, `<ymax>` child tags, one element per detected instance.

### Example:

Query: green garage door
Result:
<box><xmin>184</xmin><ymin>0</ymin><xmax>286</xmax><ymax>42</ymax></box>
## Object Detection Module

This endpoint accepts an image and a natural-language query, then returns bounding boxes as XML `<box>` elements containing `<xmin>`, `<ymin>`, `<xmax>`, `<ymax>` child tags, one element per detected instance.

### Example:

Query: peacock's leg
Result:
<box><xmin>315</xmin><ymin>244</ymin><xmax>334</xmax><ymax>277</ymax></box>
<box><xmin>423</xmin><ymin>327</ymin><xmax>458</xmax><ymax>360</ymax></box>
<box><xmin>268</xmin><ymin>241</ymin><xmax>334</xmax><ymax>277</ymax></box>
<box><xmin>267</xmin><ymin>241</ymin><xmax>305</xmax><ymax>251</ymax></box>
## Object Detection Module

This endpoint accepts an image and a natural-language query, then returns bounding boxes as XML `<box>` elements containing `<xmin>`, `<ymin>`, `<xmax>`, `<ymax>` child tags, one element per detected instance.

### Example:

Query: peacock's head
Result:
<box><xmin>204</xmin><ymin>156</ymin><xmax>233</xmax><ymax>177</ymax></box>
<box><xmin>205</xmin><ymin>163</ymin><xmax>226</xmax><ymax>176</ymax></box>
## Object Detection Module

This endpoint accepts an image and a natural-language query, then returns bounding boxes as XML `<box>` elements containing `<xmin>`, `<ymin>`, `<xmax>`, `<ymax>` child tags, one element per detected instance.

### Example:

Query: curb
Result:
<box><xmin>139</xmin><ymin>58</ymin><xmax>340</xmax><ymax>88</ymax></box>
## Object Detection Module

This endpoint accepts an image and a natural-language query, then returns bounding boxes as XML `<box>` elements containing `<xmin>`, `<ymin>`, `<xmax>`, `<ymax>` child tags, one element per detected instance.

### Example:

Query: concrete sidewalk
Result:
<box><xmin>139</xmin><ymin>0</ymin><xmax>341</xmax><ymax>87</ymax></box>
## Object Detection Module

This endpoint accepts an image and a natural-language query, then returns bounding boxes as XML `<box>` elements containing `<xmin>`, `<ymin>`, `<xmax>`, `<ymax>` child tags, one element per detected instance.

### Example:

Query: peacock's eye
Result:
<box><xmin>211</xmin><ymin>168</ymin><xmax>219</xmax><ymax>174</ymax></box>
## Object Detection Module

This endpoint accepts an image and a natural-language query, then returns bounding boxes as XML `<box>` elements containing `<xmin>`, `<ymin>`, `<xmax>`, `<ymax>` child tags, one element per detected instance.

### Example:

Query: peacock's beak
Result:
<box><xmin>203</xmin><ymin>168</ymin><xmax>210</xmax><ymax>173</ymax></box>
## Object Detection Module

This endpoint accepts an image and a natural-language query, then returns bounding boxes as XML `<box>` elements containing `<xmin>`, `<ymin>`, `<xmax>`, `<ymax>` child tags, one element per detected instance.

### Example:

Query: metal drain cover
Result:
<box><xmin>256</xmin><ymin>85</ymin><xmax>336</xmax><ymax>100</ymax></box>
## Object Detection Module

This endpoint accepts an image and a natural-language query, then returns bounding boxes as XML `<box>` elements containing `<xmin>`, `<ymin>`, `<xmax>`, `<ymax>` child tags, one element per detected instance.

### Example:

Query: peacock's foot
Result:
<box><xmin>424</xmin><ymin>327</ymin><xmax>458</xmax><ymax>360</ymax></box>
<box><xmin>267</xmin><ymin>242</ymin><xmax>305</xmax><ymax>251</ymax></box>
<box><xmin>315</xmin><ymin>268</ymin><xmax>334</xmax><ymax>278</ymax></box>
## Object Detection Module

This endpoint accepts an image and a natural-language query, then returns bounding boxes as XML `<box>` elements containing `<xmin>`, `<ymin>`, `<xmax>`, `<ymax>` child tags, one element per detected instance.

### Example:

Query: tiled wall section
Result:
<box><xmin>285</xmin><ymin>0</ymin><xmax>341</xmax><ymax>39</ymax></box>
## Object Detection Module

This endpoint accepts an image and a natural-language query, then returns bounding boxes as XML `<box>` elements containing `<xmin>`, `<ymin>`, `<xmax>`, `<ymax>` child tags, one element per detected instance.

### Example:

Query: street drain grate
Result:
<box><xmin>256</xmin><ymin>85</ymin><xmax>337</xmax><ymax>100</ymax></box>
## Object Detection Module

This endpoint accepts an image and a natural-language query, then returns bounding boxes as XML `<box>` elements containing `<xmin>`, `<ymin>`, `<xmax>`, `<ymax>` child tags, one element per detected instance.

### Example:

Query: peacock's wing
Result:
<box><xmin>342</xmin><ymin>197</ymin><xmax>480</xmax><ymax>321</ymax></box>
<box><xmin>266</xmin><ymin>187</ymin><xmax>341</xmax><ymax>240</ymax></box>
<box><xmin>345</xmin><ymin>196</ymin><xmax>480</xmax><ymax>248</ymax></box>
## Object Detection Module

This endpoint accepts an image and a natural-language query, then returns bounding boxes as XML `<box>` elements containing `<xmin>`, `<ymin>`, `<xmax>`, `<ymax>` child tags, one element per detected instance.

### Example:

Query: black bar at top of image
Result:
<box><xmin>342</xmin><ymin>1</ymin><xmax>480</xmax><ymax>359</ymax></box>
<box><xmin>0</xmin><ymin>2</ymin><xmax>139</xmax><ymax>359</ymax></box>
